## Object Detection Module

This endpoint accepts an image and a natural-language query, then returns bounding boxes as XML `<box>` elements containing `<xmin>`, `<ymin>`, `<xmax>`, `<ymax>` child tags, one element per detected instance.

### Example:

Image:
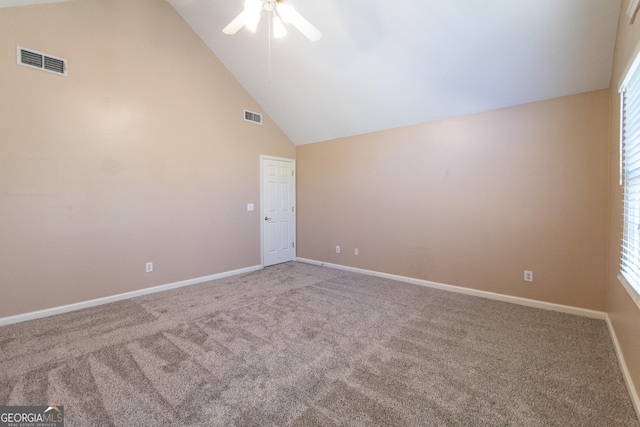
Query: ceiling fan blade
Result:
<box><xmin>290</xmin><ymin>15</ymin><xmax>322</xmax><ymax>42</ymax></box>
<box><xmin>222</xmin><ymin>10</ymin><xmax>249</xmax><ymax>35</ymax></box>
<box><xmin>276</xmin><ymin>3</ymin><xmax>322</xmax><ymax>42</ymax></box>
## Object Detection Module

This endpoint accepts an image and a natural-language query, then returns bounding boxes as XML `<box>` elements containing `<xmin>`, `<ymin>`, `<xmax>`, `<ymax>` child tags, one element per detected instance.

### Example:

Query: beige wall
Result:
<box><xmin>0</xmin><ymin>0</ymin><xmax>295</xmax><ymax>317</ymax></box>
<box><xmin>607</xmin><ymin>0</ymin><xmax>640</xmax><ymax>407</ymax></box>
<box><xmin>0</xmin><ymin>0</ymin><xmax>636</xmax><ymax>408</ymax></box>
<box><xmin>298</xmin><ymin>89</ymin><xmax>610</xmax><ymax>311</ymax></box>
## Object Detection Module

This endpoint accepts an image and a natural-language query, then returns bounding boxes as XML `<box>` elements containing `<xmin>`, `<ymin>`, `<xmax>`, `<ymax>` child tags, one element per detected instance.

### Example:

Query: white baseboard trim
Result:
<box><xmin>606</xmin><ymin>314</ymin><xmax>640</xmax><ymax>420</ymax></box>
<box><xmin>0</xmin><ymin>265</ymin><xmax>263</xmax><ymax>327</ymax></box>
<box><xmin>295</xmin><ymin>258</ymin><xmax>606</xmax><ymax>320</ymax></box>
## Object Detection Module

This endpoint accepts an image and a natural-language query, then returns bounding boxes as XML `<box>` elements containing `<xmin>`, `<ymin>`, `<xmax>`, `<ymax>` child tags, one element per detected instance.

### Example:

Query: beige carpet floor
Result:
<box><xmin>0</xmin><ymin>261</ymin><xmax>638</xmax><ymax>426</ymax></box>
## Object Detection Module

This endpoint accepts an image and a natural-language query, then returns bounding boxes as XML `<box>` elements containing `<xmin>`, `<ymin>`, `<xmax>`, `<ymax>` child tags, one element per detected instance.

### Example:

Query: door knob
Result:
<box><xmin>265</xmin><ymin>216</ymin><xmax>272</xmax><ymax>221</ymax></box>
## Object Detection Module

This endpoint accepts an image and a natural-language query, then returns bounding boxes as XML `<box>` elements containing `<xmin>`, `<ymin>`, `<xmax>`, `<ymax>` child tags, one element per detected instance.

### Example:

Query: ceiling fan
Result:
<box><xmin>222</xmin><ymin>0</ymin><xmax>322</xmax><ymax>42</ymax></box>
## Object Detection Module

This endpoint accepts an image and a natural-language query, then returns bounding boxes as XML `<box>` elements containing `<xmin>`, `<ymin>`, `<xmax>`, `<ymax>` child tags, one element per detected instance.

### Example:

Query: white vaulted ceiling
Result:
<box><xmin>168</xmin><ymin>0</ymin><xmax>622</xmax><ymax>145</ymax></box>
<box><xmin>3</xmin><ymin>0</ymin><xmax>623</xmax><ymax>145</ymax></box>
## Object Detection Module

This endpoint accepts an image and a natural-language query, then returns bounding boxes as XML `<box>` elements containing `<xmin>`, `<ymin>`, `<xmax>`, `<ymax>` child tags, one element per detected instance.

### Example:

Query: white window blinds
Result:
<box><xmin>619</xmin><ymin>53</ymin><xmax>640</xmax><ymax>298</ymax></box>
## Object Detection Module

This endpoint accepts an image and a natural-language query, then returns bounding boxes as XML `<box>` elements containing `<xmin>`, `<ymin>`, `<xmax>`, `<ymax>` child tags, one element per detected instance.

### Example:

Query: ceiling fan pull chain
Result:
<box><xmin>268</xmin><ymin>9</ymin><xmax>272</xmax><ymax>83</ymax></box>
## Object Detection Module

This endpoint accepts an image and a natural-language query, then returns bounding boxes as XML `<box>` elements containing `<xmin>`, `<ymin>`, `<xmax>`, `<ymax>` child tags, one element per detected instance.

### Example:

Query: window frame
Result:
<box><xmin>619</xmin><ymin>50</ymin><xmax>640</xmax><ymax>310</ymax></box>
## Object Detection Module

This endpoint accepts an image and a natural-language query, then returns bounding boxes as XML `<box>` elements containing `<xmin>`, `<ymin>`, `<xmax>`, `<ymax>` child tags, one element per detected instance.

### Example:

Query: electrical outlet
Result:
<box><xmin>524</xmin><ymin>270</ymin><xmax>533</xmax><ymax>282</ymax></box>
<box><xmin>146</xmin><ymin>262</ymin><xmax>153</xmax><ymax>273</ymax></box>
<box><xmin>354</xmin><ymin>248</ymin><xmax>359</xmax><ymax>256</ymax></box>
<box><xmin>336</xmin><ymin>246</ymin><xmax>341</xmax><ymax>254</ymax></box>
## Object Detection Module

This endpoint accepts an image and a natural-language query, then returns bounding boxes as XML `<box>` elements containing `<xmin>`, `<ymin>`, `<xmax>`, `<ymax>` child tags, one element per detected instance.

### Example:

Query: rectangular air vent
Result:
<box><xmin>17</xmin><ymin>46</ymin><xmax>67</xmax><ymax>76</ymax></box>
<box><xmin>244</xmin><ymin>110</ymin><xmax>262</xmax><ymax>124</ymax></box>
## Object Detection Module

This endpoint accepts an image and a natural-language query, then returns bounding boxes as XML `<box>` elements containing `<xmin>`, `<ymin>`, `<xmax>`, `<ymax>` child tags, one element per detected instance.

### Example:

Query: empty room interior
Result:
<box><xmin>1</xmin><ymin>0</ymin><xmax>640</xmax><ymax>425</ymax></box>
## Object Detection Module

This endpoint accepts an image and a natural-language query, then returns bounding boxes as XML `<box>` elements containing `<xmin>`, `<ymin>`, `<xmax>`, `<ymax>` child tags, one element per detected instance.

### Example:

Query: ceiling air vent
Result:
<box><xmin>17</xmin><ymin>46</ymin><xmax>67</xmax><ymax>76</ymax></box>
<box><xmin>244</xmin><ymin>110</ymin><xmax>262</xmax><ymax>124</ymax></box>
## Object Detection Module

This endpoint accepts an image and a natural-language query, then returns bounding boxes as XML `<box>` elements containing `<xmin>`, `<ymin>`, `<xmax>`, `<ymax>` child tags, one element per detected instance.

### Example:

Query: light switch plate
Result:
<box><xmin>247</xmin><ymin>203</ymin><xmax>254</xmax><ymax>211</ymax></box>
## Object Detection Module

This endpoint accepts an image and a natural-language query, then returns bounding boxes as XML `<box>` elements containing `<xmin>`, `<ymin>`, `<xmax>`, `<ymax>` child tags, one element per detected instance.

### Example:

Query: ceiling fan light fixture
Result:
<box><xmin>223</xmin><ymin>0</ymin><xmax>321</xmax><ymax>42</ymax></box>
<box><xmin>276</xmin><ymin>3</ymin><xmax>295</xmax><ymax>23</ymax></box>
<box><xmin>273</xmin><ymin>16</ymin><xmax>287</xmax><ymax>38</ymax></box>
<box><xmin>243</xmin><ymin>10</ymin><xmax>261</xmax><ymax>32</ymax></box>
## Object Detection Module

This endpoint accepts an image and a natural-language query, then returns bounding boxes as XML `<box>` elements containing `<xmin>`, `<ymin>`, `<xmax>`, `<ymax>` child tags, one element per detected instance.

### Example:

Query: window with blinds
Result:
<box><xmin>619</xmin><ymin>52</ymin><xmax>640</xmax><ymax>300</ymax></box>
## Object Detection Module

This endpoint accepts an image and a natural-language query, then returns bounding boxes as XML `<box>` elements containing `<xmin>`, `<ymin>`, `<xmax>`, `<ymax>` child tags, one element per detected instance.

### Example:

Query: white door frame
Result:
<box><xmin>260</xmin><ymin>155</ymin><xmax>296</xmax><ymax>267</ymax></box>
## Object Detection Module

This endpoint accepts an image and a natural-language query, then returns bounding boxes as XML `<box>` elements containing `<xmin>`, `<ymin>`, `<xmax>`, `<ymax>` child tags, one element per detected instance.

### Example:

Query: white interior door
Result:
<box><xmin>261</xmin><ymin>156</ymin><xmax>295</xmax><ymax>266</ymax></box>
